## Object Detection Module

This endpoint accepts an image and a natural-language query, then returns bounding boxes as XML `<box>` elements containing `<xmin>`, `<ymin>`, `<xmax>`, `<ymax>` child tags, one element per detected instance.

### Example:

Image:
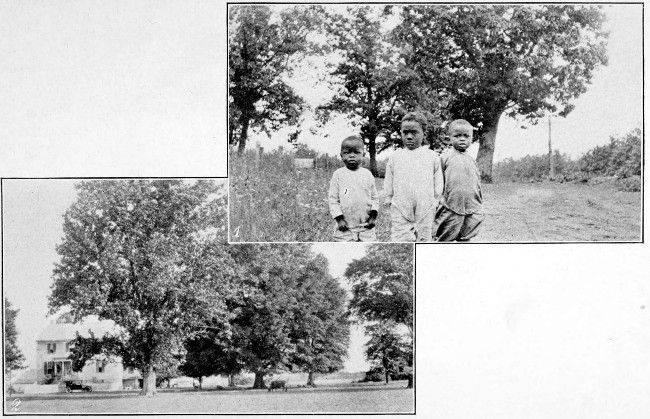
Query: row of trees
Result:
<box><xmin>229</xmin><ymin>4</ymin><xmax>609</xmax><ymax>181</ymax></box>
<box><xmin>48</xmin><ymin>180</ymin><xmax>413</xmax><ymax>396</ymax></box>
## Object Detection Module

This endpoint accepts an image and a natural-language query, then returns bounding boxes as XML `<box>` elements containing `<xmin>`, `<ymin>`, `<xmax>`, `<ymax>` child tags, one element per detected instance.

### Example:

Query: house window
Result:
<box><xmin>47</xmin><ymin>342</ymin><xmax>57</xmax><ymax>354</ymax></box>
<box><xmin>66</xmin><ymin>341</ymin><xmax>74</xmax><ymax>352</ymax></box>
<box><xmin>96</xmin><ymin>361</ymin><xmax>106</xmax><ymax>373</ymax></box>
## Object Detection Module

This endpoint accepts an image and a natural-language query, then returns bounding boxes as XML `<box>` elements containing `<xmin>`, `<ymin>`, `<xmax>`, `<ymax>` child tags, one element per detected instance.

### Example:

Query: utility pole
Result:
<box><xmin>548</xmin><ymin>115</ymin><xmax>555</xmax><ymax>179</ymax></box>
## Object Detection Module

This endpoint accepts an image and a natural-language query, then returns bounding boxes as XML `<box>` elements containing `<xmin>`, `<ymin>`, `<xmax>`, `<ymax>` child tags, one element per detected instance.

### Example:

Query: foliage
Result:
<box><xmin>493</xmin><ymin>128</ymin><xmax>642</xmax><ymax>192</ymax></box>
<box><xmin>67</xmin><ymin>331</ymin><xmax>123</xmax><ymax>373</ymax></box>
<box><xmin>359</xmin><ymin>366</ymin><xmax>384</xmax><ymax>382</ymax></box>
<box><xmin>49</xmin><ymin>180</ymin><xmax>235</xmax><ymax>396</ymax></box>
<box><xmin>180</xmin><ymin>331</ymin><xmax>244</xmax><ymax>384</ymax></box>
<box><xmin>229</xmin><ymin>150</ymin><xmax>391</xmax><ymax>242</ymax></box>
<box><xmin>226</xmin><ymin>244</ymin><xmax>349</xmax><ymax>389</ymax></box>
<box><xmin>229</xmin><ymin>5</ymin><xmax>324</xmax><ymax>152</ymax></box>
<box><xmin>344</xmin><ymin>244</ymin><xmax>414</xmax><ymax>337</ymax></box>
<box><xmin>394</xmin><ymin>4</ymin><xmax>609</xmax><ymax>181</ymax></box>
<box><xmin>317</xmin><ymin>6</ymin><xmax>448</xmax><ymax>175</ymax></box>
<box><xmin>578</xmin><ymin>128</ymin><xmax>642</xmax><ymax>179</ymax></box>
<box><xmin>4</xmin><ymin>298</ymin><xmax>26</xmax><ymax>373</ymax></box>
<box><xmin>289</xmin><ymin>254</ymin><xmax>350</xmax><ymax>384</ymax></box>
<box><xmin>494</xmin><ymin>150</ymin><xmax>578</xmax><ymax>181</ymax></box>
<box><xmin>364</xmin><ymin>321</ymin><xmax>410</xmax><ymax>384</ymax></box>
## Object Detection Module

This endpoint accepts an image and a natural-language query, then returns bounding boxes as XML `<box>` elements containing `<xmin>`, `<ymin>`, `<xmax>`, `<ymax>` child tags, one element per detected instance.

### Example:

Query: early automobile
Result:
<box><xmin>63</xmin><ymin>379</ymin><xmax>92</xmax><ymax>393</ymax></box>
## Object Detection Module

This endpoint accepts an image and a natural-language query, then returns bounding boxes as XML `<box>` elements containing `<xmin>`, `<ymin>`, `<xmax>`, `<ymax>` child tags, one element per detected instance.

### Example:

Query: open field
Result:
<box><xmin>230</xmin><ymin>150</ymin><xmax>642</xmax><ymax>242</ymax></box>
<box><xmin>6</xmin><ymin>382</ymin><xmax>413</xmax><ymax>414</ymax></box>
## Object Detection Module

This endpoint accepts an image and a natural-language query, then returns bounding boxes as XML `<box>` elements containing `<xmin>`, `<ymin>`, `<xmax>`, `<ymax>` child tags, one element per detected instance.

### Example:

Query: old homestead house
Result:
<box><xmin>36</xmin><ymin>314</ymin><xmax>141</xmax><ymax>391</ymax></box>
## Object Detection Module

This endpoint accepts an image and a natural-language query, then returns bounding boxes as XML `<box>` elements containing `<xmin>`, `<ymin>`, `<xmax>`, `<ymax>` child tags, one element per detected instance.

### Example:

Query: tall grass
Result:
<box><xmin>229</xmin><ymin>150</ymin><xmax>391</xmax><ymax>242</ymax></box>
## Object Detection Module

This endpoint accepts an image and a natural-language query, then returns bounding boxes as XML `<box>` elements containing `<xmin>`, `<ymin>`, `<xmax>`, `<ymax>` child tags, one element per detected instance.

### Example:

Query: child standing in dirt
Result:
<box><xmin>328</xmin><ymin>135</ymin><xmax>379</xmax><ymax>242</ymax></box>
<box><xmin>383</xmin><ymin>112</ymin><xmax>444</xmax><ymax>242</ymax></box>
<box><xmin>434</xmin><ymin>119</ymin><xmax>485</xmax><ymax>241</ymax></box>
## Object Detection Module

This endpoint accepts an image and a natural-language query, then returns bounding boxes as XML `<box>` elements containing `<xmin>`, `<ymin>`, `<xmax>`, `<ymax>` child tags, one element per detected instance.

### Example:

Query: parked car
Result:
<box><xmin>64</xmin><ymin>379</ymin><xmax>92</xmax><ymax>393</ymax></box>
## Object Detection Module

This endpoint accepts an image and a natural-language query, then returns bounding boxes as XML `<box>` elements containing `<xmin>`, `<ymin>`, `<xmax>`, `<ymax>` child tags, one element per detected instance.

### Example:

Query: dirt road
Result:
<box><xmin>478</xmin><ymin>181</ymin><xmax>642</xmax><ymax>242</ymax></box>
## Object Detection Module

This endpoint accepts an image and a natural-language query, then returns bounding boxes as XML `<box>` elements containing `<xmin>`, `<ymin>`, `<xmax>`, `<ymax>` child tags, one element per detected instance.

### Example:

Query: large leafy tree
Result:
<box><xmin>317</xmin><ymin>6</ymin><xmax>448</xmax><ymax>175</ymax></box>
<box><xmin>227</xmin><ymin>244</ymin><xmax>312</xmax><ymax>388</ymax></box>
<box><xmin>289</xmin><ymin>254</ymin><xmax>349</xmax><ymax>386</ymax></box>
<box><xmin>364</xmin><ymin>321</ymin><xmax>409</xmax><ymax>384</ymax></box>
<box><xmin>49</xmin><ymin>180</ymin><xmax>236</xmax><ymax>396</ymax></box>
<box><xmin>395</xmin><ymin>4</ymin><xmax>609</xmax><ymax>181</ymax></box>
<box><xmin>229</xmin><ymin>5</ymin><xmax>322</xmax><ymax>153</ymax></box>
<box><xmin>4</xmin><ymin>298</ymin><xmax>27</xmax><ymax>391</ymax></box>
<box><xmin>345</xmin><ymin>244</ymin><xmax>414</xmax><ymax>388</ymax></box>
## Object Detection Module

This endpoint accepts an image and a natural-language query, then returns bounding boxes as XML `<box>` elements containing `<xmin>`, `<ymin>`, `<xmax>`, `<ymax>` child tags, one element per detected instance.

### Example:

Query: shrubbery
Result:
<box><xmin>578</xmin><ymin>128</ymin><xmax>642</xmax><ymax>179</ymax></box>
<box><xmin>493</xmin><ymin>128</ymin><xmax>642</xmax><ymax>191</ymax></box>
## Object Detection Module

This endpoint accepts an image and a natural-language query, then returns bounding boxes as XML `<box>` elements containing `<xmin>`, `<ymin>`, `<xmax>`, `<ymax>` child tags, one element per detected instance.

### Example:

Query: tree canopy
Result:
<box><xmin>345</xmin><ymin>244</ymin><xmax>414</xmax><ymax>388</ymax></box>
<box><xmin>224</xmin><ymin>244</ymin><xmax>349</xmax><ymax>388</ymax></box>
<box><xmin>394</xmin><ymin>4</ymin><xmax>609</xmax><ymax>181</ymax></box>
<box><xmin>229</xmin><ymin>5</ymin><xmax>323</xmax><ymax>153</ymax></box>
<box><xmin>345</xmin><ymin>244</ymin><xmax>414</xmax><ymax>336</ymax></box>
<box><xmin>317</xmin><ymin>6</ymin><xmax>449</xmax><ymax>175</ymax></box>
<box><xmin>49</xmin><ymin>180</ymin><xmax>235</xmax><ymax>396</ymax></box>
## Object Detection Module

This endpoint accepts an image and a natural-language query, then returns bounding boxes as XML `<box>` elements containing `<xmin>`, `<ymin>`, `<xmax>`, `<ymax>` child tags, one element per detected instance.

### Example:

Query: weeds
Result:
<box><xmin>230</xmin><ymin>150</ymin><xmax>391</xmax><ymax>242</ymax></box>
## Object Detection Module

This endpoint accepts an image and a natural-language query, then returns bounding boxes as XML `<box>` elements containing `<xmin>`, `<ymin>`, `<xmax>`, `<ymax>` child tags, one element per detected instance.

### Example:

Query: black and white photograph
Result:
<box><xmin>2</xmin><ymin>179</ymin><xmax>414</xmax><ymax>414</ymax></box>
<box><xmin>1</xmin><ymin>1</ymin><xmax>648</xmax><ymax>418</ymax></box>
<box><xmin>228</xmin><ymin>3</ymin><xmax>642</xmax><ymax>243</ymax></box>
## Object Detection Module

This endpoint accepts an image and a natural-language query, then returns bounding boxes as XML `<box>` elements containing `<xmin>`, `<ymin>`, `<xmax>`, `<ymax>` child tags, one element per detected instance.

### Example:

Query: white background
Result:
<box><xmin>1</xmin><ymin>1</ymin><xmax>648</xmax><ymax>418</ymax></box>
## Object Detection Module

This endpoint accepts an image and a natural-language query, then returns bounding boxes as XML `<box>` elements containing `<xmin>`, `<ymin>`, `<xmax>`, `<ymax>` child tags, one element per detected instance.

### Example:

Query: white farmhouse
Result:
<box><xmin>36</xmin><ymin>315</ymin><xmax>141</xmax><ymax>391</ymax></box>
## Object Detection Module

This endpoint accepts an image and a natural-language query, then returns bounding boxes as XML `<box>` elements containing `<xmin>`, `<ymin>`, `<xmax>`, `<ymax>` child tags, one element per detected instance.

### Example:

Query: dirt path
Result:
<box><xmin>478</xmin><ymin>182</ymin><xmax>642</xmax><ymax>242</ymax></box>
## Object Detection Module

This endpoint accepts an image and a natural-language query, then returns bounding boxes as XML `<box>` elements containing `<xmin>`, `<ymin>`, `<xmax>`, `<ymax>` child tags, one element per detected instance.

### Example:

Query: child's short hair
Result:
<box><xmin>341</xmin><ymin>135</ymin><xmax>363</xmax><ymax>149</ymax></box>
<box><xmin>446</xmin><ymin>119</ymin><xmax>473</xmax><ymax>134</ymax></box>
<box><xmin>401</xmin><ymin>112</ymin><xmax>428</xmax><ymax>133</ymax></box>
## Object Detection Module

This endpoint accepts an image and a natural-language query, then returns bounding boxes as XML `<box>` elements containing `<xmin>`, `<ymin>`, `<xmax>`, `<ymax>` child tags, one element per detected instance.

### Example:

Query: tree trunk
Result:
<box><xmin>384</xmin><ymin>369</ymin><xmax>390</xmax><ymax>385</ymax></box>
<box><xmin>368</xmin><ymin>135</ymin><xmax>378</xmax><ymax>177</ymax></box>
<box><xmin>407</xmin><ymin>374</ymin><xmax>413</xmax><ymax>389</ymax></box>
<box><xmin>228</xmin><ymin>373</ymin><xmax>236</xmax><ymax>387</ymax></box>
<box><xmin>476</xmin><ymin>113</ymin><xmax>501</xmax><ymax>183</ymax></box>
<box><xmin>237</xmin><ymin>115</ymin><xmax>250</xmax><ymax>155</ymax></box>
<box><xmin>198</xmin><ymin>376</ymin><xmax>203</xmax><ymax>390</ymax></box>
<box><xmin>253</xmin><ymin>370</ymin><xmax>266</xmax><ymax>389</ymax></box>
<box><xmin>306</xmin><ymin>370</ymin><xmax>315</xmax><ymax>387</ymax></box>
<box><xmin>140</xmin><ymin>365</ymin><xmax>157</xmax><ymax>397</ymax></box>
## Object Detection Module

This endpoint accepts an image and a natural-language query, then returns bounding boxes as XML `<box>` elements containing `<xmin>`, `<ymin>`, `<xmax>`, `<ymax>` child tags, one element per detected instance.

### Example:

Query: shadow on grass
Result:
<box><xmin>8</xmin><ymin>381</ymin><xmax>412</xmax><ymax>402</ymax></box>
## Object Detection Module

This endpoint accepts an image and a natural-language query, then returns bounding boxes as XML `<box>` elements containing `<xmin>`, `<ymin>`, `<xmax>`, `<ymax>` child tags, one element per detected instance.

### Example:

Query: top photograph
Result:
<box><xmin>227</xmin><ymin>3</ymin><xmax>642</xmax><ymax>243</ymax></box>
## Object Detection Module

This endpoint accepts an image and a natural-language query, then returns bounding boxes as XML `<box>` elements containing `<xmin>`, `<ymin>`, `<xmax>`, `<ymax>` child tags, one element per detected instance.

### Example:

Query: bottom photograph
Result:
<box><xmin>2</xmin><ymin>179</ymin><xmax>414</xmax><ymax>415</ymax></box>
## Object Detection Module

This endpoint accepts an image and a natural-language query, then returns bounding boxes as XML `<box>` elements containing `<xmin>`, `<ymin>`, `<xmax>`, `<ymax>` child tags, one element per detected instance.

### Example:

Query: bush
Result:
<box><xmin>578</xmin><ymin>128</ymin><xmax>642</xmax><ymax>178</ymax></box>
<box><xmin>359</xmin><ymin>367</ymin><xmax>384</xmax><ymax>383</ymax></box>
<box><xmin>494</xmin><ymin>150</ymin><xmax>578</xmax><ymax>181</ymax></box>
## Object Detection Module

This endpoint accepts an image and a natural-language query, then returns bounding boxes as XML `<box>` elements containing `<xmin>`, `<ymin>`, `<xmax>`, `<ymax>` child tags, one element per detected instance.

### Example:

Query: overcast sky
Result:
<box><xmin>249</xmin><ymin>4</ymin><xmax>642</xmax><ymax>162</ymax></box>
<box><xmin>2</xmin><ymin>181</ymin><xmax>371</xmax><ymax>373</ymax></box>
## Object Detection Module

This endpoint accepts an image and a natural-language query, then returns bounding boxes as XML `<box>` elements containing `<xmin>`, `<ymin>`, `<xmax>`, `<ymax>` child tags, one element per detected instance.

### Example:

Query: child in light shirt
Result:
<box><xmin>328</xmin><ymin>136</ymin><xmax>379</xmax><ymax>242</ymax></box>
<box><xmin>383</xmin><ymin>112</ymin><xmax>443</xmax><ymax>242</ymax></box>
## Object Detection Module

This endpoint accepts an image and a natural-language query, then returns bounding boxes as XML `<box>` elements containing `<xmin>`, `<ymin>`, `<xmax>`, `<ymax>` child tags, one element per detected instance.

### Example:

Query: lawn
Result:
<box><xmin>229</xmin><ymin>152</ymin><xmax>642</xmax><ymax>242</ymax></box>
<box><xmin>7</xmin><ymin>382</ymin><xmax>414</xmax><ymax>414</ymax></box>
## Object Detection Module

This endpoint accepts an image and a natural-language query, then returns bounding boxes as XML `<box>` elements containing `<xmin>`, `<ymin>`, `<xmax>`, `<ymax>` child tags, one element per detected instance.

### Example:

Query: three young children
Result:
<box><xmin>328</xmin><ymin>112</ymin><xmax>484</xmax><ymax>242</ymax></box>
